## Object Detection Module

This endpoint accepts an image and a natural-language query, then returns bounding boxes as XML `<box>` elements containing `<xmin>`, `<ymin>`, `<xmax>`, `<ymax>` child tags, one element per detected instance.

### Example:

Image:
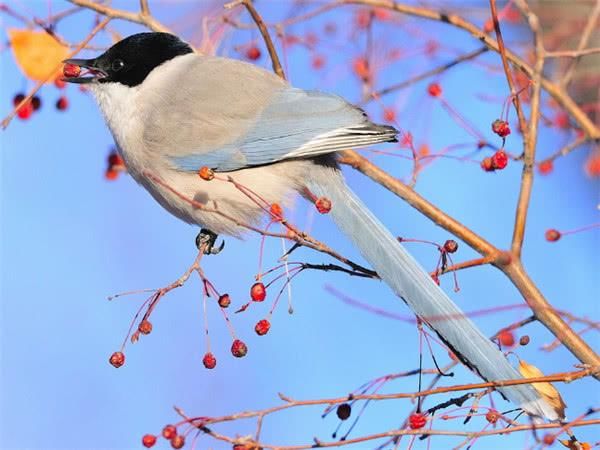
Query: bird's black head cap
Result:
<box><xmin>64</xmin><ymin>32</ymin><xmax>194</xmax><ymax>87</ymax></box>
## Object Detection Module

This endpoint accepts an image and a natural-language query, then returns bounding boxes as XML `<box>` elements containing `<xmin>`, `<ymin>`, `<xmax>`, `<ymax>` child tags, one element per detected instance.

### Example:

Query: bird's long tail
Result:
<box><xmin>306</xmin><ymin>166</ymin><xmax>557</xmax><ymax>420</ymax></box>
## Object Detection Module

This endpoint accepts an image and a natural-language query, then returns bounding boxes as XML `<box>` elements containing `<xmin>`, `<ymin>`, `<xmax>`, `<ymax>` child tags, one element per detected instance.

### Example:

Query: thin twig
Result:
<box><xmin>1</xmin><ymin>17</ymin><xmax>111</xmax><ymax>129</ymax></box>
<box><xmin>560</xmin><ymin>0</ymin><xmax>600</xmax><ymax>87</ymax></box>
<box><xmin>368</xmin><ymin>46</ymin><xmax>489</xmax><ymax>102</ymax></box>
<box><xmin>67</xmin><ymin>0</ymin><xmax>170</xmax><ymax>33</ymax></box>
<box><xmin>224</xmin><ymin>0</ymin><xmax>286</xmax><ymax>79</ymax></box>
<box><xmin>489</xmin><ymin>0</ymin><xmax>528</xmax><ymax>144</ymax></box>
<box><xmin>511</xmin><ymin>0</ymin><xmax>545</xmax><ymax>256</ymax></box>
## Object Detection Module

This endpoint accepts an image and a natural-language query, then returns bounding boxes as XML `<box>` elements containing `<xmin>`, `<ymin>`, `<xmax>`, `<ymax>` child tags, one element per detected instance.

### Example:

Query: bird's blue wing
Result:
<box><xmin>170</xmin><ymin>87</ymin><xmax>395</xmax><ymax>172</ymax></box>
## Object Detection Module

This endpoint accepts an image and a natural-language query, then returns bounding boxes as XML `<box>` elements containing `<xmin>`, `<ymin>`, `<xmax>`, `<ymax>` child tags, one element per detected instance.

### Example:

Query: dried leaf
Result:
<box><xmin>519</xmin><ymin>360</ymin><xmax>567</xmax><ymax>419</ymax></box>
<box><xmin>8</xmin><ymin>28</ymin><xmax>69</xmax><ymax>82</ymax></box>
<box><xmin>559</xmin><ymin>439</ymin><xmax>591</xmax><ymax>450</ymax></box>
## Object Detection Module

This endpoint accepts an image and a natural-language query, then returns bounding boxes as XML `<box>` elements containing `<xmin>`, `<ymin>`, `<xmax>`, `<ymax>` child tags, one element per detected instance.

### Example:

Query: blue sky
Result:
<box><xmin>1</xmin><ymin>1</ymin><xmax>598</xmax><ymax>449</ymax></box>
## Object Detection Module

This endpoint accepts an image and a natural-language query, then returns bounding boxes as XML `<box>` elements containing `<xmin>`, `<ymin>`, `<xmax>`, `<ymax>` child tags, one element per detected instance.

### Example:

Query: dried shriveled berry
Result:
<box><xmin>491</xmin><ymin>119</ymin><xmax>511</xmax><ymax>138</ymax></box>
<box><xmin>519</xmin><ymin>335</ymin><xmax>530</xmax><ymax>346</ymax></box>
<box><xmin>142</xmin><ymin>434</ymin><xmax>157</xmax><ymax>448</ymax></box>
<box><xmin>443</xmin><ymin>239</ymin><xmax>458</xmax><ymax>253</ymax></box>
<box><xmin>485</xmin><ymin>409</ymin><xmax>500</xmax><ymax>424</ymax></box>
<box><xmin>198</xmin><ymin>166</ymin><xmax>214</xmax><ymax>181</ymax></box>
<box><xmin>170</xmin><ymin>435</ymin><xmax>185</xmax><ymax>449</ymax></box>
<box><xmin>481</xmin><ymin>157</ymin><xmax>494</xmax><ymax>172</ymax></box>
<box><xmin>63</xmin><ymin>63</ymin><xmax>81</xmax><ymax>78</ymax></box>
<box><xmin>315</xmin><ymin>197</ymin><xmax>332</xmax><ymax>214</ymax></box>
<box><xmin>491</xmin><ymin>150</ymin><xmax>508</xmax><ymax>170</ymax></box>
<box><xmin>203</xmin><ymin>352</ymin><xmax>217</xmax><ymax>369</ymax></box>
<box><xmin>218</xmin><ymin>294</ymin><xmax>231</xmax><ymax>308</ymax></box>
<box><xmin>162</xmin><ymin>425</ymin><xmax>177</xmax><ymax>440</ymax></box>
<box><xmin>336</xmin><ymin>403</ymin><xmax>351</xmax><ymax>420</ymax></box>
<box><xmin>250</xmin><ymin>282</ymin><xmax>266</xmax><ymax>302</ymax></box>
<box><xmin>254</xmin><ymin>319</ymin><xmax>271</xmax><ymax>336</ymax></box>
<box><xmin>138</xmin><ymin>320</ymin><xmax>152</xmax><ymax>335</ymax></box>
<box><xmin>109</xmin><ymin>351</ymin><xmax>125</xmax><ymax>368</ymax></box>
<box><xmin>409</xmin><ymin>412</ymin><xmax>427</xmax><ymax>429</ymax></box>
<box><xmin>545</xmin><ymin>229</ymin><xmax>561</xmax><ymax>242</ymax></box>
<box><xmin>231</xmin><ymin>339</ymin><xmax>248</xmax><ymax>358</ymax></box>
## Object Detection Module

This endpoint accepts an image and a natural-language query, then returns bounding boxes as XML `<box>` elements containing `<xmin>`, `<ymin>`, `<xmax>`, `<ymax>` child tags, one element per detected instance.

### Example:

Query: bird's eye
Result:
<box><xmin>112</xmin><ymin>59</ymin><xmax>125</xmax><ymax>71</ymax></box>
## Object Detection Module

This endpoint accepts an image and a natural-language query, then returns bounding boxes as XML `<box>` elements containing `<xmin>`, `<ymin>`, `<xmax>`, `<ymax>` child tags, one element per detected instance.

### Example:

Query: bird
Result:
<box><xmin>63</xmin><ymin>32</ymin><xmax>558</xmax><ymax>420</ymax></box>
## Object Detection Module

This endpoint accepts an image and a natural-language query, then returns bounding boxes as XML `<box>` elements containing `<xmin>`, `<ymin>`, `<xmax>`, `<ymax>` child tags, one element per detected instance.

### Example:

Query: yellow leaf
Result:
<box><xmin>559</xmin><ymin>439</ymin><xmax>590</xmax><ymax>450</ymax></box>
<box><xmin>8</xmin><ymin>28</ymin><xmax>69</xmax><ymax>82</ymax></box>
<box><xmin>519</xmin><ymin>360</ymin><xmax>567</xmax><ymax>419</ymax></box>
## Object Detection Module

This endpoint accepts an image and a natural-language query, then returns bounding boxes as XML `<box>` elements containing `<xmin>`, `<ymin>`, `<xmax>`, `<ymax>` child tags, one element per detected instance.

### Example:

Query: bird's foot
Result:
<box><xmin>195</xmin><ymin>228</ymin><xmax>225</xmax><ymax>255</ymax></box>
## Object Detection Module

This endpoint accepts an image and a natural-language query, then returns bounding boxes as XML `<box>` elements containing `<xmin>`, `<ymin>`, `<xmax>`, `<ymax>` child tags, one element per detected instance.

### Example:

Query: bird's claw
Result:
<box><xmin>195</xmin><ymin>228</ymin><xmax>225</xmax><ymax>255</ymax></box>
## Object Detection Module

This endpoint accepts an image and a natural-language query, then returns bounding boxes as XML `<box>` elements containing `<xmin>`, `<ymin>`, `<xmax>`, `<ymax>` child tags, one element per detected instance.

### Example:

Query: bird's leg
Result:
<box><xmin>195</xmin><ymin>228</ymin><xmax>225</xmax><ymax>255</ymax></box>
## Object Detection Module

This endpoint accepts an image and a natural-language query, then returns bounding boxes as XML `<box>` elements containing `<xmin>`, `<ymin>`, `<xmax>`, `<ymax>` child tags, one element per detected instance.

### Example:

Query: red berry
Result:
<box><xmin>105</xmin><ymin>169</ymin><xmax>119</xmax><ymax>180</ymax></box>
<box><xmin>409</xmin><ymin>412</ymin><xmax>427</xmax><ymax>429</ymax></box>
<box><xmin>545</xmin><ymin>229</ymin><xmax>561</xmax><ymax>242</ymax></box>
<box><xmin>218</xmin><ymin>293</ymin><xmax>231</xmax><ymax>308</ymax></box>
<box><xmin>427</xmin><ymin>82</ymin><xmax>442</xmax><ymax>97</ymax></box>
<box><xmin>142</xmin><ymin>434</ymin><xmax>157</xmax><ymax>448</ymax></box>
<box><xmin>491</xmin><ymin>119</ymin><xmax>511</xmax><ymax>138</ymax></box>
<box><xmin>109</xmin><ymin>351</ymin><xmax>125</xmax><ymax>368</ymax></box>
<box><xmin>16</xmin><ymin>102</ymin><xmax>33</xmax><ymax>120</ymax></box>
<box><xmin>311</xmin><ymin>55</ymin><xmax>325</xmax><ymax>70</ymax></box>
<box><xmin>198</xmin><ymin>166</ymin><xmax>214</xmax><ymax>181</ymax></box>
<box><xmin>498</xmin><ymin>329</ymin><xmax>515</xmax><ymax>347</ymax></box>
<box><xmin>250</xmin><ymin>282</ymin><xmax>266</xmax><ymax>302</ymax></box>
<box><xmin>202</xmin><ymin>352</ymin><xmax>217</xmax><ymax>369</ymax></box>
<box><xmin>554</xmin><ymin>111</ymin><xmax>569</xmax><ymax>129</ymax></box>
<box><xmin>315</xmin><ymin>197</ymin><xmax>332</xmax><ymax>214</ymax></box>
<box><xmin>483</xmin><ymin>18</ymin><xmax>494</xmax><ymax>33</ymax></box>
<box><xmin>491</xmin><ymin>150</ymin><xmax>508</xmax><ymax>170</ymax></box>
<box><xmin>231</xmin><ymin>339</ymin><xmax>248</xmax><ymax>358</ymax></box>
<box><xmin>443</xmin><ymin>239</ymin><xmax>458</xmax><ymax>253</ymax></box>
<box><xmin>383</xmin><ymin>108</ymin><xmax>396</xmax><ymax>122</ymax></box>
<box><xmin>270</xmin><ymin>203</ymin><xmax>283</xmax><ymax>220</ymax></box>
<box><xmin>31</xmin><ymin>96</ymin><xmax>41</xmax><ymax>111</ymax></box>
<box><xmin>542</xmin><ymin>433</ymin><xmax>555</xmax><ymax>445</ymax></box>
<box><xmin>233</xmin><ymin>445</ymin><xmax>249</xmax><ymax>450</ymax></box>
<box><xmin>480</xmin><ymin>157</ymin><xmax>495</xmax><ymax>172</ymax></box>
<box><xmin>63</xmin><ymin>62</ymin><xmax>81</xmax><ymax>78</ymax></box>
<box><xmin>108</xmin><ymin>152</ymin><xmax>125</xmax><ymax>168</ymax></box>
<box><xmin>254</xmin><ymin>319</ymin><xmax>271</xmax><ymax>336</ymax></box>
<box><xmin>336</xmin><ymin>403</ymin><xmax>352</xmax><ymax>420</ymax></box>
<box><xmin>352</xmin><ymin>57</ymin><xmax>370</xmax><ymax>82</ymax></box>
<box><xmin>585</xmin><ymin>152</ymin><xmax>600</xmax><ymax>177</ymax></box>
<box><xmin>138</xmin><ymin>320</ymin><xmax>152</xmax><ymax>335</ymax></box>
<box><xmin>162</xmin><ymin>425</ymin><xmax>177</xmax><ymax>440</ymax></box>
<box><xmin>13</xmin><ymin>93</ymin><xmax>25</xmax><ymax>106</ymax></box>
<box><xmin>170</xmin><ymin>435</ymin><xmax>185</xmax><ymax>449</ymax></box>
<box><xmin>485</xmin><ymin>409</ymin><xmax>500</xmax><ymax>424</ymax></box>
<box><xmin>355</xmin><ymin>9</ymin><xmax>371</xmax><ymax>28</ymax></box>
<box><xmin>54</xmin><ymin>77</ymin><xmax>66</xmax><ymax>89</ymax></box>
<box><xmin>245</xmin><ymin>46</ymin><xmax>261</xmax><ymax>60</ymax></box>
<box><xmin>56</xmin><ymin>96</ymin><xmax>69</xmax><ymax>111</ymax></box>
<box><xmin>374</xmin><ymin>8</ymin><xmax>391</xmax><ymax>20</ymax></box>
<box><xmin>537</xmin><ymin>159</ymin><xmax>553</xmax><ymax>175</ymax></box>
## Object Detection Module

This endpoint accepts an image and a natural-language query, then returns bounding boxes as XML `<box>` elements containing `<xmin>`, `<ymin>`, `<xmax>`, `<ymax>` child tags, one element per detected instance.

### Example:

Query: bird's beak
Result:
<box><xmin>62</xmin><ymin>58</ymin><xmax>108</xmax><ymax>84</ymax></box>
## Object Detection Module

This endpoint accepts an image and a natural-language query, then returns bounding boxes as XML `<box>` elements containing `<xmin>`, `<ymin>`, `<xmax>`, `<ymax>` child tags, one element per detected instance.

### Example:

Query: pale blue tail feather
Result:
<box><xmin>307</xmin><ymin>167</ymin><xmax>557</xmax><ymax>420</ymax></box>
